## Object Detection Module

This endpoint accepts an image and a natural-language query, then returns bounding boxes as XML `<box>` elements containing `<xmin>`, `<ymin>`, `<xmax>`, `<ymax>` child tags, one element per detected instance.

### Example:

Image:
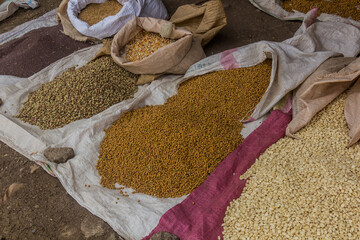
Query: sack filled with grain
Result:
<box><xmin>249</xmin><ymin>0</ymin><xmax>360</xmax><ymax>28</ymax></box>
<box><xmin>286</xmin><ymin>57</ymin><xmax>360</xmax><ymax>146</ymax></box>
<box><xmin>111</xmin><ymin>17</ymin><xmax>206</xmax><ymax>75</ymax></box>
<box><xmin>58</xmin><ymin>0</ymin><xmax>168</xmax><ymax>40</ymax></box>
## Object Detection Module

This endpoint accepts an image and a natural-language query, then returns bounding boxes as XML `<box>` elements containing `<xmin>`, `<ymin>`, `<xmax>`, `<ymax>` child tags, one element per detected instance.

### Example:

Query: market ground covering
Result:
<box><xmin>0</xmin><ymin>0</ymin><xmax>300</xmax><ymax>239</ymax></box>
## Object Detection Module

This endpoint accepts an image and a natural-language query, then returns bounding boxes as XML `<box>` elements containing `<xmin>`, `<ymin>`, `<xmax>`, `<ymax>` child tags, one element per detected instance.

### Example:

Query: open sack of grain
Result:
<box><xmin>110</xmin><ymin>17</ymin><xmax>206</xmax><ymax>75</ymax></box>
<box><xmin>287</xmin><ymin>57</ymin><xmax>360</xmax><ymax>146</ymax></box>
<box><xmin>57</xmin><ymin>0</ymin><xmax>168</xmax><ymax>40</ymax></box>
<box><xmin>0</xmin><ymin>19</ymin><xmax>359</xmax><ymax>239</ymax></box>
<box><xmin>0</xmin><ymin>0</ymin><xmax>39</xmax><ymax>22</ymax></box>
<box><xmin>249</xmin><ymin>0</ymin><xmax>360</xmax><ymax>28</ymax></box>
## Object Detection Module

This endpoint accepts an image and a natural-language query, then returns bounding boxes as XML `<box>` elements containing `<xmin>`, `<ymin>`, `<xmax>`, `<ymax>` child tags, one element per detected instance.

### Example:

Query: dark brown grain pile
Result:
<box><xmin>0</xmin><ymin>25</ymin><xmax>93</xmax><ymax>78</ymax></box>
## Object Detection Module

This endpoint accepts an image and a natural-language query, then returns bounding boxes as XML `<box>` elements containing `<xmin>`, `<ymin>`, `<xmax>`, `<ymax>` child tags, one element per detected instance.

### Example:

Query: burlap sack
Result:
<box><xmin>93</xmin><ymin>41</ymin><xmax>163</xmax><ymax>85</ymax></box>
<box><xmin>93</xmin><ymin>38</ymin><xmax>112</xmax><ymax>59</ymax></box>
<box><xmin>111</xmin><ymin>17</ymin><xmax>206</xmax><ymax>75</ymax></box>
<box><xmin>93</xmin><ymin>39</ymin><xmax>162</xmax><ymax>85</ymax></box>
<box><xmin>57</xmin><ymin>0</ymin><xmax>97</xmax><ymax>42</ymax></box>
<box><xmin>345</xmin><ymin>79</ymin><xmax>360</xmax><ymax>146</ymax></box>
<box><xmin>169</xmin><ymin>0</ymin><xmax>227</xmax><ymax>46</ymax></box>
<box><xmin>286</xmin><ymin>57</ymin><xmax>360</xmax><ymax>146</ymax></box>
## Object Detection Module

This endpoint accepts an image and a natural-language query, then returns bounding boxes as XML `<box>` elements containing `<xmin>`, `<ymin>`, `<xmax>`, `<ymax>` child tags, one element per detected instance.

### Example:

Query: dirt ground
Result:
<box><xmin>0</xmin><ymin>0</ymin><xmax>300</xmax><ymax>239</ymax></box>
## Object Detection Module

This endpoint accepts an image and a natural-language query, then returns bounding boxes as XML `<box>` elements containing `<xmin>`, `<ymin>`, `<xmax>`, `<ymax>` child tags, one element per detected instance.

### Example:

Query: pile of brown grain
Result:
<box><xmin>16</xmin><ymin>56</ymin><xmax>138</xmax><ymax>129</ymax></box>
<box><xmin>97</xmin><ymin>60</ymin><xmax>272</xmax><ymax>198</ymax></box>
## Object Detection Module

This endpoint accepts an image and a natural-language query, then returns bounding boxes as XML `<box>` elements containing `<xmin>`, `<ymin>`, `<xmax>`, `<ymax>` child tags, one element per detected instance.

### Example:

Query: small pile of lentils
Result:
<box><xmin>78</xmin><ymin>0</ymin><xmax>123</xmax><ymax>26</ymax></box>
<box><xmin>16</xmin><ymin>56</ymin><xmax>138</xmax><ymax>129</ymax></box>
<box><xmin>222</xmin><ymin>92</ymin><xmax>360</xmax><ymax>239</ymax></box>
<box><xmin>125</xmin><ymin>30</ymin><xmax>176</xmax><ymax>62</ymax></box>
<box><xmin>283</xmin><ymin>0</ymin><xmax>360</xmax><ymax>21</ymax></box>
<box><xmin>96</xmin><ymin>60</ymin><xmax>272</xmax><ymax>198</ymax></box>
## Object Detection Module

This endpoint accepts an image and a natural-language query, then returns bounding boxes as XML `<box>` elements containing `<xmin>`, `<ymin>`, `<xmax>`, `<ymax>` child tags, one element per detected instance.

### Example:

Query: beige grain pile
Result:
<box><xmin>223</xmin><ymin>92</ymin><xmax>360</xmax><ymax>239</ymax></box>
<box><xmin>78</xmin><ymin>0</ymin><xmax>123</xmax><ymax>26</ymax></box>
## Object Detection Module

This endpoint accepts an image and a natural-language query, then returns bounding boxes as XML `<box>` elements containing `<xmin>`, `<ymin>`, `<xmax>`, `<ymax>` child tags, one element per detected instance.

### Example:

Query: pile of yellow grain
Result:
<box><xmin>96</xmin><ymin>60</ymin><xmax>272</xmax><ymax>198</ymax></box>
<box><xmin>125</xmin><ymin>30</ymin><xmax>176</xmax><ymax>62</ymax></box>
<box><xmin>283</xmin><ymin>0</ymin><xmax>360</xmax><ymax>20</ymax></box>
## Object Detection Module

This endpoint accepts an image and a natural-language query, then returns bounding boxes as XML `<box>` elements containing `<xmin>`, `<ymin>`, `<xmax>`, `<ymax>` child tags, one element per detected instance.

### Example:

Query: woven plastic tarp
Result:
<box><xmin>0</xmin><ymin>17</ymin><xmax>360</xmax><ymax>239</ymax></box>
<box><xmin>249</xmin><ymin>0</ymin><xmax>360</xmax><ymax>28</ymax></box>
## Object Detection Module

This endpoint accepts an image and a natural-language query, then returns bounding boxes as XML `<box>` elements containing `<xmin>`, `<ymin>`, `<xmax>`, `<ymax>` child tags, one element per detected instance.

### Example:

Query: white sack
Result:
<box><xmin>0</xmin><ymin>9</ymin><xmax>58</xmax><ymax>45</ymax></box>
<box><xmin>0</xmin><ymin>21</ymin><xmax>360</xmax><ymax>240</ymax></box>
<box><xmin>249</xmin><ymin>0</ymin><xmax>360</xmax><ymax>28</ymax></box>
<box><xmin>67</xmin><ymin>0</ymin><xmax>168</xmax><ymax>39</ymax></box>
<box><xmin>0</xmin><ymin>0</ymin><xmax>39</xmax><ymax>22</ymax></box>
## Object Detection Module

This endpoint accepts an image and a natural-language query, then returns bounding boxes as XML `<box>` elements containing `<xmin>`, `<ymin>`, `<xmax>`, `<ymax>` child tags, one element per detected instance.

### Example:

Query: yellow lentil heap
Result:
<box><xmin>283</xmin><ymin>0</ymin><xmax>360</xmax><ymax>21</ymax></box>
<box><xmin>97</xmin><ymin>60</ymin><xmax>272</xmax><ymax>198</ymax></box>
<box><xmin>125</xmin><ymin>30</ymin><xmax>176</xmax><ymax>62</ymax></box>
<box><xmin>222</xmin><ymin>92</ymin><xmax>360</xmax><ymax>239</ymax></box>
<box><xmin>78</xmin><ymin>0</ymin><xmax>123</xmax><ymax>26</ymax></box>
<box><xmin>16</xmin><ymin>56</ymin><xmax>138</xmax><ymax>129</ymax></box>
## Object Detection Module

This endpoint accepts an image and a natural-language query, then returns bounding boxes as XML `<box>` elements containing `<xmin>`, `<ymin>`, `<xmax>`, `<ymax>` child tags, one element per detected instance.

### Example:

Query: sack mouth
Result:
<box><xmin>66</xmin><ymin>0</ymin><xmax>144</xmax><ymax>39</ymax></box>
<box><xmin>111</xmin><ymin>17</ymin><xmax>194</xmax><ymax>75</ymax></box>
<box><xmin>119</xmin><ymin>31</ymin><xmax>191</xmax><ymax>64</ymax></box>
<box><xmin>72</xmin><ymin>0</ymin><xmax>127</xmax><ymax>27</ymax></box>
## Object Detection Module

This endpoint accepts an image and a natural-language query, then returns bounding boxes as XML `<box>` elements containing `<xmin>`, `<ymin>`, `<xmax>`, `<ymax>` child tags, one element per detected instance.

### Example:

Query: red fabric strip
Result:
<box><xmin>144</xmin><ymin>110</ymin><xmax>292</xmax><ymax>240</ymax></box>
<box><xmin>220</xmin><ymin>48</ymin><xmax>239</xmax><ymax>70</ymax></box>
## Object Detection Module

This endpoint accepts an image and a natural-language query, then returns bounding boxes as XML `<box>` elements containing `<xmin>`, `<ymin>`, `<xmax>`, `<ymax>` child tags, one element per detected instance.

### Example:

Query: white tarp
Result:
<box><xmin>0</xmin><ymin>0</ymin><xmax>39</xmax><ymax>22</ymax></box>
<box><xmin>0</xmin><ymin>21</ymin><xmax>360</xmax><ymax>239</ymax></box>
<box><xmin>249</xmin><ymin>0</ymin><xmax>360</xmax><ymax>28</ymax></box>
<box><xmin>67</xmin><ymin>0</ymin><xmax>168</xmax><ymax>39</ymax></box>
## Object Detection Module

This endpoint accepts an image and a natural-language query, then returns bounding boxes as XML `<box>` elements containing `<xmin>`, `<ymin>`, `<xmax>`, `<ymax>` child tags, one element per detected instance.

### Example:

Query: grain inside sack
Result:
<box><xmin>96</xmin><ymin>60</ymin><xmax>272</xmax><ymax>198</ymax></box>
<box><xmin>125</xmin><ymin>30</ymin><xmax>176</xmax><ymax>62</ymax></box>
<box><xmin>78</xmin><ymin>0</ymin><xmax>123</xmax><ymax>26</ymax></box>
<box><xmin>283</xmin><ymin>0</ymin><xmax>360</xmax><ymax>20</ymax></box>
<box><xmin>222</xmin><ymin>92</ymin><xmax>360</xmax><ymax>239</ymax></box>
<box><xmin>16</xmin><ymin>56</ymin><xmax>138</xmax><ymax>129</ymax></box>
